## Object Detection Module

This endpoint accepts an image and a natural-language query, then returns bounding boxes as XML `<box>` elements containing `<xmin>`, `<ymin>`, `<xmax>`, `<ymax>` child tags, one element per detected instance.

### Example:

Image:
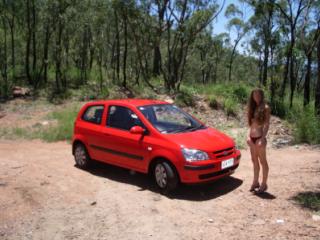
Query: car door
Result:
<box><xmin>76</xmin><ymin>104</ymin><xmax>105</xmax><ymax>161</ymax></box>
<box><xmin>97</xmin><ymin>105</ymin><xmax>150</xmax><ymax>172</ymax></box>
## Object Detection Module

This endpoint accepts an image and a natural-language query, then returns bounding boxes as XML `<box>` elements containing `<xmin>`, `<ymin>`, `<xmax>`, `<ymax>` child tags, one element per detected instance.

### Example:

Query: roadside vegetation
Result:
<box><xmin>292</xmin><ymin>192</ymin><xmax>320</xmax><ymax>212</ymax></box>
<box><xmin>0</xmin><ymin>0</ymin><xmax>320</xmax><ymax>144</ymax></box>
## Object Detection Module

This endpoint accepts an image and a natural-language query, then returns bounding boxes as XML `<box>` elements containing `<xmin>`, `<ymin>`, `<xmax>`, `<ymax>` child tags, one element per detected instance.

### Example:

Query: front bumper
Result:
<box><xmin>179</xmin><ymin>150</ymin><xmax>241</xmax><ymax>184</ymax></box>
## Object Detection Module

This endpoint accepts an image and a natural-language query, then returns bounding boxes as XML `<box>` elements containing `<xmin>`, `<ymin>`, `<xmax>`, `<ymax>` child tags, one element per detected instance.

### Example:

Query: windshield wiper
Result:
<box><xmin>168</xmin><ymin>125</ymin><xmax>205</xmax><ymax>134</ymax></box>
<box><xmin>189</xmin><ymin>124</ymin><xmax>206</xmax><ymax>132</ymax></box>
<box><xmin>167</xmin><ymin>126</ymin><xmax>194</xmax><ymax>133</ymax></box>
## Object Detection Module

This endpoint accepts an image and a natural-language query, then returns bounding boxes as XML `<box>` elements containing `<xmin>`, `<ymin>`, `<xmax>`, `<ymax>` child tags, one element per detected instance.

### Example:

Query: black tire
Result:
<box><xmin>74</xmin><ymin>143</ymin><xmax>91</xmax><ymax>169</ymax></box>
<box><xmin>153</xmin><ymin>161</ymin><xmax>178</xmax><ymax>192</ymax></box>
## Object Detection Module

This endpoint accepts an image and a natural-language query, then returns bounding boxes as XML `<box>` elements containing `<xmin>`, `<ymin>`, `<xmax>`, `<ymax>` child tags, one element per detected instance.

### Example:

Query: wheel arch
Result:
<box><xmin>148</xmin><ymin>156</ymin><xmax>181</xmax><ymax>182</ymax></box>
<box><xmin>72</xmin><ymin>139</ymin><xmax>86</xmax><ymax>155</ymax></box>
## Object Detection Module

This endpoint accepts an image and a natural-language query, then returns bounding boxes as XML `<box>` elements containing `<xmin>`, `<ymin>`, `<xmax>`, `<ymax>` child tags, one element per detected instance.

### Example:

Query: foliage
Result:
<box><xmin>291</xmin><ymin>104</ymin><xmax>320</xmax><ymax>144</ymax></box>
<box><xmin>174</xmin><ymin>87</ymin><xmax>196</xmax><ymax>107</ymax></box>
<box><xmin>292</xmin><ymin>192</ymin><xmax>320</xmax><ymax>212</ymax></box>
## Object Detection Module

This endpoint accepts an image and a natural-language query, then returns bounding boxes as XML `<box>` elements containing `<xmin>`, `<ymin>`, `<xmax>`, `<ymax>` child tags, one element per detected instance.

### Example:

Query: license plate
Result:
<box><xmin>221</xmin><ymin>158</ymin><xmax>234</xmax><ymax>169</ymax></box>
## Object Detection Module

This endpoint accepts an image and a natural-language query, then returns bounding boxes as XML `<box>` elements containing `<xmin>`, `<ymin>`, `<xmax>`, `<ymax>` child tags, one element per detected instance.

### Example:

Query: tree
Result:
<box><xmin>225</xmin><ymin>3</ymin><xmax>247</xmax><ymax>82</ymax></box>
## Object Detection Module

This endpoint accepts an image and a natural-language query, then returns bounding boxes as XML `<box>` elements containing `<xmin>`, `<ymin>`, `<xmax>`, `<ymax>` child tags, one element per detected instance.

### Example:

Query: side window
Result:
<box><xmin>82</xmin><ymin>105</ymin><xmax>104</xmax><ymax>124</ymax></box>
<box><xmin>107</xmin><ymin>105</ymin><xmax>144</xmax><ymax>131</ymax></box>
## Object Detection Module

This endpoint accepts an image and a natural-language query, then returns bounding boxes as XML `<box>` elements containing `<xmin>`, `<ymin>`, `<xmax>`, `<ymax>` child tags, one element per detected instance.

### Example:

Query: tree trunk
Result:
<box><xmin>115</xmin><ymin>11</ymin><xmax>120</xmax><ymax>84</ymax></box>
<box><xmin>315</xmin><ymin>36</ymin><xmax>320</xmax><ymax>116</ymax></box>
<box><xmin>43</xmin><ymin>23</ymin><xmax>50</xmax><ymax>85</ymax></box>
<box><xmin>280</xmin><ymin>51</ymin><xmax>290</xmax><ymax>99</ymax></box>
<box><xmin>8</xmin><ymin>10</ymin><xmax>15</xmax><ymax>80</ymax></box>
<box><xmin>25</xmin><ymin>0</ymin><xmax>32</xmax><ymax>85</ymax></box>
<box><xmin>289</xmin><ymin>35</ymin><xmax>296</xmax><ymax>108</ymax></box>
<box><xmin>122</xmin><ymin>14</ymin><xmax>128</xmax><ymax>88</ymax></box>
<box><xmin>55</xmin><ymin>13</ymin><xmax>63</xmax><ymax>93</ymax></box>
<box><xmin>31</xmin><ymin>0</ymin><xmax>37</xmax><ymax>84</ymax></box>
<box><xmin>262</xmin><ymin>43</ymin><xmax>269</xmax><ymax>86</ymax></box>
<box><xmin>153</xmin><ymin>46</ymin><xmax>161</xmax><ymax>76</ymax></box>
<box><xmin>1</xmin><ymin>17</ymin><xmax>8</xmax><ymax>98</ymax></box>
<box><xmin>303</xmin><ymin>51</ymin><xmax>312</xmax><ymax>106</ymax></box>
<box><xmin>228</xmin><ymin>39</ymin><xmax>240</xmax><ymax>82</ymax></box>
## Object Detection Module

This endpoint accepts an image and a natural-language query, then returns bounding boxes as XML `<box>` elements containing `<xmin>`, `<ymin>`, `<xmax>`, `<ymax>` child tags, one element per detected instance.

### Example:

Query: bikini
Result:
<box><xmin>250</xmin><ymin>136</ymin><xmax>262</xmax><ymax>144</ymax></box>
<box><xmin>250</xmin><ymin>112</ymin><xmax>263</xmax><ymax>144</ymax></box>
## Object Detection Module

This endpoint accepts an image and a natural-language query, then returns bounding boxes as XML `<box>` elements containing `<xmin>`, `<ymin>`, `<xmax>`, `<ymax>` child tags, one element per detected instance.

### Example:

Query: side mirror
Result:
<box><xmin>129</xmin><ymin>126</ymin><xmax>145</xmax><ymax>135</ymax></box>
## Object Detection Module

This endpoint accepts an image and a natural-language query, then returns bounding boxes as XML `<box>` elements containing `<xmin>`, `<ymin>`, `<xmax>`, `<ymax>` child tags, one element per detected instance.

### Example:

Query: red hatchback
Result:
<box><xmin>72</xmin><ymin>99</ymin><xmax>241</xmax><ymax>191</ymax></box>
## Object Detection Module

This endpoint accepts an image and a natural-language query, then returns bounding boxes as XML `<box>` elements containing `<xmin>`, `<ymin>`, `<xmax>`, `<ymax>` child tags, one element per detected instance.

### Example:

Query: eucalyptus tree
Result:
<box><xmin>275</xmin><ymin>0</ymin><xmax>312</xmax><ymax>107</ymax></box>
<box><xmin>299</xmin><ymin>0</ymin><xmax>320</xmax><ymax>106</ymax></box>
<box><xmin>225</xmin><ymin>3</ymin><xmax>248</xmax><ymax>82</ymax></box>
<box><xmin>246</xmin><ymin>0</ymin><xmax>276</xmax><ymax>86</ymax></box>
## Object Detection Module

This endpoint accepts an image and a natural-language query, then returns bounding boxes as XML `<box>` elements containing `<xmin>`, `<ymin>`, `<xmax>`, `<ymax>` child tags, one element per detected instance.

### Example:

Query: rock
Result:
<box><xmin>41</xmin><ymin>121</ymin><xmax>49</xmax><ymax>126</ymax></box>
<box><xmin>12</xmin><ymin>86</ymin><xmax>31</xmax><ymax>98</ymax></box>
<box><xmin>208</xmin><ymin>218</ymin><xmax>214</xmax><ymax>223</ymax></box>
<box><xmin>312</xmin><ymin>214</ymin><xmax>320</xmax><ymax>221</ymax></box>
<box><xmin>164</xmin><ymin>97</ymin><xmax>174</xmax><ymax>104</ymax></box>
<box><xmin>90</xmin><ymin>201</ymin><xmax>97</xmax><ymax>206</ymax></box>
<box><xmin>276</xmin><ymin>219</ymin><xmax>285</xmax><ymax>224</ymax></box>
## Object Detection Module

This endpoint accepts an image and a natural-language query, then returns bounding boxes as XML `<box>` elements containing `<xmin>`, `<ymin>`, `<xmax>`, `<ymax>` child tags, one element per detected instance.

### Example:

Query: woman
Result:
<box><xmin>246</xmin><ymin>88</ymin><xmax>271</xmax><ymax>193</ymax></box>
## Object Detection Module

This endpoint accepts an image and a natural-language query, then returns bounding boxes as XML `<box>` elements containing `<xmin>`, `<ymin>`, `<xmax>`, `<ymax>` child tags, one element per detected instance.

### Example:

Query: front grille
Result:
<box><xmin>199</xmin><ymin>164</ymin><xmax>238</xmax><ymax>180</ymax></box>
<box><xmin>213</xmin><ymin>147</ymin><xmax>234</xmax><ymax>158</ymax></box>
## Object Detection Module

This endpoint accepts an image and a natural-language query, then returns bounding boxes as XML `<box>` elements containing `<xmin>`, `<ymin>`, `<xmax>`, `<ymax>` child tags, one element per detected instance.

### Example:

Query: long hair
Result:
<box><xmin>247</xmin><ymin>88</ymin><xmax>266</xmax><ymax>126</ymax></box>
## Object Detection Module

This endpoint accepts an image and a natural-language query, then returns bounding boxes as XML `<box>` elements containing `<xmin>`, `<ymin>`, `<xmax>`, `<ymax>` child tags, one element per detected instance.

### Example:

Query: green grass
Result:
<box><xmin>292</xmin><ymin>192</ymin><xmax>320</xmax><ymax>212</ymax></box>
<box><xmin>0</xmin><ymin>104</ymin><xmax>80</xmax><ymax>142</ymax></box>
<box><xmin>174</xmin><ymin>87</ymin><xmax>196</xmax><ymax>107</ymax></box>
<box><xmin>39</xmin><ymin>104</ymin><xmax>80</xmax><ymax>142</ymax></box>
<box><xmin>286</xmin><ymin>103</ymin><xmax>320</xmax><ymax>144</ymax></box>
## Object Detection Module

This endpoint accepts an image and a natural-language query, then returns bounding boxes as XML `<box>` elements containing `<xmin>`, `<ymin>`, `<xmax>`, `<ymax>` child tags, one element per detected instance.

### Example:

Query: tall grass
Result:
<box><xmin>288</xmin><ymin>103</ymin><xmax>320</xmax><ymax>144</ymax></box>
<box><xmin>40</xmin><ymin>105</ymin><xmax>80</xmax><ymax>142</ymax></box>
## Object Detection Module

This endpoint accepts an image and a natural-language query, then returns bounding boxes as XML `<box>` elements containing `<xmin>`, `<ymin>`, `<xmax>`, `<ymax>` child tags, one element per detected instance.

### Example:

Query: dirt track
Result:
<box><xmin>0</xmin><ymin>140</ymin><xmax>319</xmax><ymax>240</ymax></box>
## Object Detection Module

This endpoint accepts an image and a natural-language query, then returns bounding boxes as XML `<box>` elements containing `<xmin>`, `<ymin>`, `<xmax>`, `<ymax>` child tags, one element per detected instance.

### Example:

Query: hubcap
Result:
<box><xmin>155</xmin><ymin>164</ymin><xmax>167</xmax><ymax>188</ymax></box>
<box><xmin>75</xmin><ymin>146</ymin><xmax>86</xmax><ymax>166</ymax></box>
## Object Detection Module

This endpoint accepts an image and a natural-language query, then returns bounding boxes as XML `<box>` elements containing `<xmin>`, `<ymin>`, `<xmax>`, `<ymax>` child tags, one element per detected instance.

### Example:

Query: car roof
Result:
<box><xmin>86</xmin><ymin>99</ymin><xmax>170</xmax><ymax>107</ymax></box>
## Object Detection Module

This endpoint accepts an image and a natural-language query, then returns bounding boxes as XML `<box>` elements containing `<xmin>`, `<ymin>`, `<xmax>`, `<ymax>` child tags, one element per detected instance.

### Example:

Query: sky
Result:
<box><xmin>213</xmin><ymin>0</ymin><xmax>254</xmax><ymax>54</ymax></box>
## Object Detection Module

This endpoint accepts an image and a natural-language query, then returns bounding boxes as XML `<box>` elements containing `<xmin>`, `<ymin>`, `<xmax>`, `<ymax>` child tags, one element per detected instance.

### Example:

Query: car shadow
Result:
<box><xmin>77</xmin><ymin>160</ymin><xmax>243</xmax><ymax>201</ymax></box>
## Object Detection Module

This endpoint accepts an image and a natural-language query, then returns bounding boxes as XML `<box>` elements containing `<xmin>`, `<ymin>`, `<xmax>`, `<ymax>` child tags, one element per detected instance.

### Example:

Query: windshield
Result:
<box><xmin>138</xmin><ymin>104</ymin><xmax>206</xmax><ymax>134</ymax></box>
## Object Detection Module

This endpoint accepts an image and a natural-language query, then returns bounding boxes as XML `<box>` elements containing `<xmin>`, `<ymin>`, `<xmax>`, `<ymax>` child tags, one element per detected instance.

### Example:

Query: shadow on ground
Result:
<box><xmin>77</xmin><ymin>160</ymin><xmax>243</xmax><ymax>201</ymax></box>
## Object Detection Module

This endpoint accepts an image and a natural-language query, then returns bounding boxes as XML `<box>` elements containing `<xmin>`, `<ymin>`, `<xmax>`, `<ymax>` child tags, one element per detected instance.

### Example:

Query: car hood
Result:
<box><xmin>164</xmin><ymin>127</ymin><xmax>235</xmax><ymax>152</ymax></box>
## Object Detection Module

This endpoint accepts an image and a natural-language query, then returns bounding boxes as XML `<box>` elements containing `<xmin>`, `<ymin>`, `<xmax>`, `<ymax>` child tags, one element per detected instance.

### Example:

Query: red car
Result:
<box><xmin>72</xmin><ymin>99</ymin><xmax>241</xmax><ymax>191</ymax></box>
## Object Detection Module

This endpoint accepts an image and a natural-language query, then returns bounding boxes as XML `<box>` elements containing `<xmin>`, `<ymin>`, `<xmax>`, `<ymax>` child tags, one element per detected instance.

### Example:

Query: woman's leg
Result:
<box><xmin>257</xmin><ymin>141</ymin><xmax>269</xmax><ymax>188</ymax></box>
<box><xmin>249</xmin><ymin>141</ymin><xmax>260</xmax><ymax>187</ymax></box>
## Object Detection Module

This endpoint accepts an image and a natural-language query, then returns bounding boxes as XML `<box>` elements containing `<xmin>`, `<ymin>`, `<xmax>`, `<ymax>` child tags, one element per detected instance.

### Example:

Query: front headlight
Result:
<box><xmin>181</xmin><ymin>148</ymin><xmax>209</xmax><ymax>162</ymax></box>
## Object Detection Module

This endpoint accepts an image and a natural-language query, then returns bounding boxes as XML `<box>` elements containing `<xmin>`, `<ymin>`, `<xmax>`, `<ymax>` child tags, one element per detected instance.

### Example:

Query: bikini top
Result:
<box><xmin>251</xmin><ymin>106</ymin><xmax>265</xmax><ymax>126</ymax></box>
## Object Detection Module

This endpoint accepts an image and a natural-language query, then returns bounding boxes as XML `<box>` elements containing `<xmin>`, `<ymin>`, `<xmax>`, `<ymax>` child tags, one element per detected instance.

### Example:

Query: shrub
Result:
<box><xmin>175</xmin><ymin>89</ymin><xmax>196</xmax><ymax>107</ymax></box>
<box><xmin>270</xmin><ymin>98</ymin><xmax>287</xmax><ymax>118</ymax></box>
<box><xmin>292</xmin><ymin>192</ymin><xmax>320</xmax><ymax>212</ymax></box>
<box><xmin>233</xmin><ymin>85</ymin><xmax>249</xmax><ymax>104</ymax></box>
<box><xmin>292</xmin><ymin>105</ymin><xmax>320</xmax><ymax>144</ymax></box>
<box><xmin>223</xmin><ymin>97</ymin><xmax>238</xmax><ymax>117</ymax></box>
<box><xmin>208</xmin><ymin>96</ymin><xmax>221</xmax><ymax>110</ymax></box>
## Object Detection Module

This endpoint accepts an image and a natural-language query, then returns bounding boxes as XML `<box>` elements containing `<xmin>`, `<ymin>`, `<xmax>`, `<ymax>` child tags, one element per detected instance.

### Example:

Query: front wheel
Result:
<box><xmin>74</xmin><ymin>143</ymin><xmax>91</xmax><ymax>169</ymax></box>
<box><xmin>154</xmin><ymin>161</ymin><xmax>178</xmax><ymax>192</ymax></box>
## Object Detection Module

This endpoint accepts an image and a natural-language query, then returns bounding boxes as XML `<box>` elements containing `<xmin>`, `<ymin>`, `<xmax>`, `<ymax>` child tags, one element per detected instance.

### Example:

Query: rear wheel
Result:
<box><xmin>154</xmin><ymin>161</ymin><xmax>178</xmax><ymax>192</ymax></box>
<box><xmin>74</xmin><ymin>143</ymin><xmax>91</xmax><ymax>169</ymax></box>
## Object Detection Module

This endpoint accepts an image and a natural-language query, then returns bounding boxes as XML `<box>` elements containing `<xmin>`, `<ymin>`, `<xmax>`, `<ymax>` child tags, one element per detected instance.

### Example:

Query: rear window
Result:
<box><xmin>82</xmin><ymin>105</ymin><xmax>104</xmax><ymax>124</ymax></box>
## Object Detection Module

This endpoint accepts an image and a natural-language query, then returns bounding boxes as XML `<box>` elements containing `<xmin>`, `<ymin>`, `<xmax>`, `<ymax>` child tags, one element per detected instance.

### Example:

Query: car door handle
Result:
<box><xmin>104</xmin><ymin>133</ymin><xmax>111</xmax><ymax>136</ymax></box>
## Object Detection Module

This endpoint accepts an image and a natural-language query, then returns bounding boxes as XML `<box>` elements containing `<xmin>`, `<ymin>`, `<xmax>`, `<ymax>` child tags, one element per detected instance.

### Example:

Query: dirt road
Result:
<box><xmin>0</xmin><ymin>140</ymin><xmax>319</xmax><ymax>240</ymax></box>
